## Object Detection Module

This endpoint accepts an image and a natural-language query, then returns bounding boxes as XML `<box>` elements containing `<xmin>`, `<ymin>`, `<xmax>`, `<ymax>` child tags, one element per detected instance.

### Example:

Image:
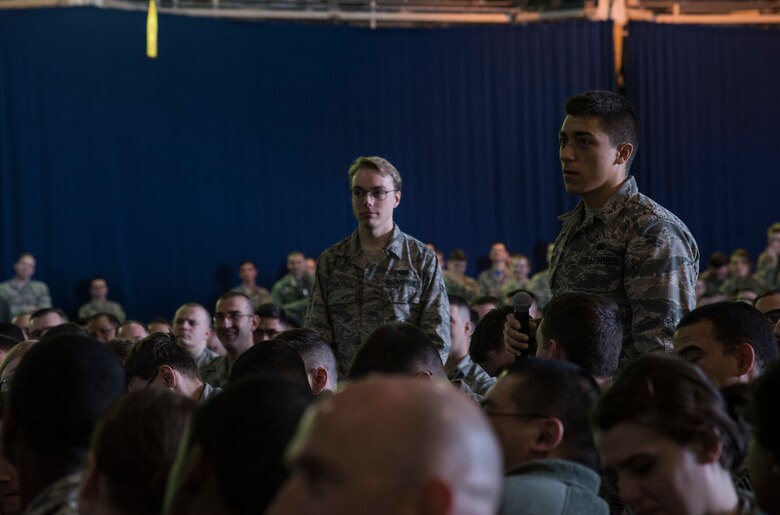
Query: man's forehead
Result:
<box><xmin>177</xmin><ymin>305</ymin><xmax>208</xmax><ymax>320</ymax></box>
<box><xmin>216</xmin><ymin>296</ymin><xmax>251</xmax><ymax>313</ymax></box>
<box><xmin>756</xmin><ymin>294</ymin><xmax>780</xmax><ymax>313</ymax></box>
<box><xmin>560</xmin><ymin>115</ymin><xmax>606</xmax><ymax>134</ymax></box>
<box><xmin>352</xmin><ymin>168</ymin><xmax>393</xmax><ymax>188</ymax></box>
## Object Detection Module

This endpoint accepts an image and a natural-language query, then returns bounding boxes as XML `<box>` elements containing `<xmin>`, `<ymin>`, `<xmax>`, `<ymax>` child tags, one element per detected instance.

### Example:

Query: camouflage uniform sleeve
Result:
<box><xmin>304</xmin><ymin>258</ymin><xmax>334</xmax><ymax>347</ymax></box>
<box><xmin>756</xmin><ymin>251</ymin><xmax>780</xmax><ymax>289</ymax></box>
<box><xmin>624</xmin><ymin>220</ymin><xmax>699</xmax><ymax>354</ymax></box>
<box><xmin>417</xmin><ymin>252</ymin><xmax>451</xmax><ymax>364</ymax></box>
<box><xmin>270</xmin><ymin>279</ymin><xmax>284</xmax><ymax>306</ymax></box>
<box><xmin>37</xmin><ymin>282</ymin><xmax>52</xmax><ymax>309</ymax></box>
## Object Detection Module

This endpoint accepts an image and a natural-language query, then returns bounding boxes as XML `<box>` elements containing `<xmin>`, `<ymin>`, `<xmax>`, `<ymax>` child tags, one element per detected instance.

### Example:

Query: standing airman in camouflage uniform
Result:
<box><xmin>305</xmin><ymin>156</ymin><xmax>450</xmax><ymax>373</ymax></box>
<box><xmin>505</xmin><ymin>91</ymin><xmax>698</xmax><ymax>362</ymax></box>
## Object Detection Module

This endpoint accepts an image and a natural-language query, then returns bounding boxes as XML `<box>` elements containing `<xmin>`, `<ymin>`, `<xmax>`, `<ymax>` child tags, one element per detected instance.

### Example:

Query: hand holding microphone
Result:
<box><xmin>503</xmin><ymin>291</ymin><xmax>537</xmax><ymax>357</ymax></box>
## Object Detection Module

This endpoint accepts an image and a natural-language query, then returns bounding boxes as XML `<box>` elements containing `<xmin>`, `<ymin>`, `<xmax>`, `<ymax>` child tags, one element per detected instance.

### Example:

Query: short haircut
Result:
<box><xmin>564</xmin><ymin>91</ymin><xmax>639</xmax><ymax>169</ymax></box>
<box><xmin>288</xmin><ymin>251</ymin><xmax>304</xmax><ymax>259</ymax></box>
<box><xmin>184</xmin><ymin>376</ymin><xmax>313</xmax><ymax>513</ymax></box>
<box><xmin>91</xmin><ymin>390</ymin><xmax>197</xmax><ymax>514</ymax></box>
<box><xmin>7</xmin><ymin>334</ymin><xmax>125</xmax><ymax>465</ymax></box>
<box><xmin>30</xmin><ymin>307</ymin><xmax>69</xmax><ymax>323</ymax></box>
<box><xmin>750</xmin><ymin>360</ymin><xmax>780</xmax><ymax>463</ymax></box>
<box><xmin>504</xmin><ymin>359</ymin><xmax>601</xmax><ymax>470</ymax></box>
<box><xmin>228</xmin><ymin>340</ymin><xmax>309</xmax><ymax>388</ymax></box>
<box><xmin>349</xmin><ymin>321</ymin><xmax>444</xmax><ymax>380</ymax></box>
<box><xmin>768</xmin><ymin>222</ymin><xmax>780</xmax><ymax>236</ymax></box>
<box><xmin>731</xmin><ymin>248</ymin><xmax>752</xmax><ymax>264</ymax></box>
<box><xmin>470</xmin><ymin>305</ymin><xmax>513</xmax><ymax>364</ymax></box>
<box><xmin>238</xmin><ymin>260</ymin><xmax>256</xmax><ymax>269</ymax></box>
<box><xmin>123</xmin><ymin>333</ymin><xmax>199</xmax><ymax>383</ymax></box>
<box><xmin>90</xmin><ymin>276</ymin><xmax>107</xmax><ymax>286</ymax></box>
<box><xmin>347</xmin><ymin>156</ymin><xmax>402</xmax><ymax>191</ymax></box>
<box><xmin>540</xmin><ymin>292</ymin><xmax>622</xmax><ymax>379</ymax></box>
<box><xmin>676</xmin><ymin>301</ymin><xmax>778</xmax><ymax>375</ymax></box>
<box><xmin>174</xmin><ymin>304</ymin><xmax>211</xmax><ymax>328</ymax></box>
<box><xmin>90</xmin><ymin>312</ymin><xmax>120</xmax><ymax>327</ymax></box>
<box><xmin>0</xmin><ymin>323</ymin><xmax>24</xmax><ymax>342</ymax></box>
<box><xmin>448</xmin><ymin>249</ymin><xmax>468</xmax><ymax>261</ymax></box>
<box><xmin>591</xmin><ymin>353</ymin><xmax>746</xmax><ymax>473</ymax></box>
<box><xmin>106</xmin><ymin>338</ymin><xmax>136</xmax><ymax>362</ymax></box>
<box><xmin>708</xmin><ymin>251</ymin><xmax>728</xmax><ymax>269</ymax></box>
<box><xmin>277</xmin><ymin>328</ymin><xmax>338</xmax><ymax>383</ymax></box>
<box><xmin>38</xmin><ymin>322</ymin><xmax>89</xmax><ymax>342</ymax></box>
<box><xmin>216</xmin><ymin>291</ymin><xmax>254</xmax><ymax>313</ymax></box>
<box><xmin>256</xmin><ymin>303</ymin><xmax>290</xmax><ymax>323</ymax></box>
<box><xmin>448</xmin><ymin>294</ymin><xmax>478</xmax><ymax>325</ymax></box>
<box><xmin>148</xmin><ymin>317</ymin><xmax>171</xmax><ymax>329</ymax></box>
<box><xmin>472</xmin><ymin>295</ymin><xmax>502</xmax><ymax>308</ymax></box>
<box><xmin>0</xmin><ymin>335</ymin><xmax>18</xmax><ymax>353</ymax></box>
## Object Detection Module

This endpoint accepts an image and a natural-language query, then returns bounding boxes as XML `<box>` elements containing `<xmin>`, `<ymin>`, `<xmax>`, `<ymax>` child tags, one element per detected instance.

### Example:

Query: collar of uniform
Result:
<box><xmin>557</xmin><ymin>176</ymin><xmax>637</xmax><ymax>225</ymax></box>
<box><xmin>345</xmin><ymin>224</ymin><xmax>404</xmax><ymax>260</ymax></box>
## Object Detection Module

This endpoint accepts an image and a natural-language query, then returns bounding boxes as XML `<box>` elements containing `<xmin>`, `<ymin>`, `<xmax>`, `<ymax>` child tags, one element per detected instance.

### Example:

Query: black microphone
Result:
<box><xmin>511</xmin><ymin>291</ymin><xmax>533</xmax><ymax>357</ymax></box>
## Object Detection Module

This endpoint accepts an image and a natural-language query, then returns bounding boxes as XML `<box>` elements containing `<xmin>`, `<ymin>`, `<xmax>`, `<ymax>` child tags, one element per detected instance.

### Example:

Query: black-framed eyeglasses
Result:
<box><xmin>351</xmin><ymin>188</ymin><xmax>398</xmax><ymax>201</ymax></box>
<box><xmin>213</xmin><ymin>312</ymin><xmax>254</xmax><ymax>324</ymax></box>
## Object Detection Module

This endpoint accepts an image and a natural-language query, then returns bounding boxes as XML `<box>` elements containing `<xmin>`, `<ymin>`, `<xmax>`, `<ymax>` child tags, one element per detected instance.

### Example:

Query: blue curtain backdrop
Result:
<box><xmin>0</xmin><ymin>8</ymin><xmax>616</xmax><ymax>320</ymax></box>
<box><xmin>623</xmin><ymin>21</ymin><xmax>780</xmax><ymax>267</ymax></box>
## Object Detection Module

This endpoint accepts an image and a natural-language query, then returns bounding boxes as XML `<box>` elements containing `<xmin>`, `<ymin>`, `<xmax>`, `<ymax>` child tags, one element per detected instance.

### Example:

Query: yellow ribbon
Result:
<box><xmin>147</xmin><ymin>0</ymin><xmax>158</xmax><ymax>58</ymax></box>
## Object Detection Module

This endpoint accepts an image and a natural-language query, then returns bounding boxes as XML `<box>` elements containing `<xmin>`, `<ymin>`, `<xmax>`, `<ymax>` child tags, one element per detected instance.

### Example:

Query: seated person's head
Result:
<box><xmin>748</xmin><ymin>360</ymin><xmax>780</xmax><ymax>514</ymax></box>
<box><xmin>591</xmin><ymin>353</ymin><xmax>746</xmax><ymax>515</ymax></box>
<box><xmin>267</xmin><ymin>376</ymin><xmax>503</xmax><ymax>515</ymax></box>
<box><xmin>148</xmin><ymin>317</ymin><xmax>172</xmax><ymax>335</ymax></box>
<box><xmin>28</xmin><ymin>307</ymin><xmax>68</xmax><ymax>340</ymax></box>
<box><xmin>673</xmin><ymin>301</ymin><xmax>778</xmax><ymax>387</ymax></box>
<box><xmin>38</xmin><ymin>322</ymin><xmax>88</xmax><ymax>343</ymax></box>
<box><xmin>117</xmin><ymin>320</ymin><xmax>150</xmax><ymax>340</ymax></box>
<box><xmin>254</xmin><ymin>304</ymin><xmax>292</xmax><ymax>343</ymax></box>
<box><xmin>3</xmin><ymin>334</ymin><xmax>125</xmax><ymax>509</ymax></box>
<box><xmin>87</xmin><ymin>313</ymin><xmax>120</xmax><ymax>343</ymax></box>
<box><xmin>164</xmin><ymin>375</ymin><xmax>313</xmax><ymax>515</ymax></box>
<box><xmin>470</xmin><ymin>306</ymin><xmax>516</xmax><ymax>377</ymax></box>
<box><xmin>483</xmin><ymin>358</ymin><xmax>601</xmax><ymax>472</ymax></box>
<box><xmin>277</xmin><ymin>328</ymin><xmax>338</xmax><ymax>394</ymax></box>
<box><xmin>348</xmin><ymin>321</ymin><xmax>445</xmax><ymax>381</ymax></box>
<box><xmin>228</xmin><ymin>339</ymin><xmax>309</xmax><ymax>389</ymax></box>
<box><xmin>471</xmin><ymin>295</ymin><xmax>501</xmax><ymax>321</ymax></box>
<box><xmin>0</xmin><ymin>323</ymin><xmax>24</xmax><ymax>343</ymax></box>
<box><xmin>124</xmin><ymin>333</ymin><xmax>202</xmax><ymax>394</ymax></box>
<box><xmin>79</xmin><ymin>390</ymin><xmax>197</xmax><ymax>515</ymax></box>
<box><xmin>536</xmin><ymin>292</ymin><xmax>622</xmax><ymax>383</ymax></box>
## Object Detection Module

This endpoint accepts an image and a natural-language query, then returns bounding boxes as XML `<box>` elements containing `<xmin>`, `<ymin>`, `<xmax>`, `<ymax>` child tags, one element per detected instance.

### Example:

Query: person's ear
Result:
<box><xmin>160</xmin><ymin>365</ymin><xmax>177</xmax><ymax>389</ymax></box>
<box><xmin>548</xmin><ymin>339</ymin><xmax>564</xmax><ymax>360</ymax></box>
<box><xmin>312</xmin><ymin>367</ymin><xmax>329</xmax><ymax>394</ymax></box>
<box><xmin>694</xmin><ymin>429</ymin><xmax>723</xmax><ymax>465</ymax></box>
<box><xmin>250</xmin><ymin>315</ymin><xmax>260</xmax><ymax>331</ymax></box>
<box><xmin>532</xmin><ymin>418</ymin><xmax>565</xmax><ymax>453</ymax></box>
<box><xmin>393</xmin><ymin>190</ymin><xmax>402</xmax><ymax>208</ymax></box>
<box><xmin>614</xmin><ymin>142</ymin><xmax>634</xmax><ymax>165</ymax></box>
<box><xmin>735</xmin><ymin>342</ymin><xmax>756</xmax><ymax>378</ymax></box>
<box><xmin>464</xmin><ymin>320</ymin><xmax>474</xmax><ymax>338</ymax></box>
<box><xmin>414</xmin><ymin>370</ymin><xmax>434</xmax><ymax>381</ymax></box>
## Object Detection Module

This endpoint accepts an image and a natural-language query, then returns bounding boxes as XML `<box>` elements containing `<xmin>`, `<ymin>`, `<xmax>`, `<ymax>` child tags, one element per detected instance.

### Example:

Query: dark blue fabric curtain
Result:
<box><xmin>0</xmin><ymin>8</ymin><xmax>615</xmax><ymax>320</ymax></box>
<box><xmin>624</xmin><ymin>21</ymin><xmax>780</xmax><ymax>265</ymax></box>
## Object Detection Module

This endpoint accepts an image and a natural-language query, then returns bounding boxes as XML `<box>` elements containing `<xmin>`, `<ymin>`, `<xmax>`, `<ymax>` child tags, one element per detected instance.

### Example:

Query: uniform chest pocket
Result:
<box><xmin>384</xmin><ymin>279</ymin><xmax>423</xmax><ymax>305</ymax></box>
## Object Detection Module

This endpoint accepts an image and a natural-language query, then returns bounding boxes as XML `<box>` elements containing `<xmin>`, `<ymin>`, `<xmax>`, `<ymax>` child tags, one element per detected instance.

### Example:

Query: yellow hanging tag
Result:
<box><xmin>147</xmin><ymin>0</ymin><xmax>158</xmax><ymax>59</ymax></box>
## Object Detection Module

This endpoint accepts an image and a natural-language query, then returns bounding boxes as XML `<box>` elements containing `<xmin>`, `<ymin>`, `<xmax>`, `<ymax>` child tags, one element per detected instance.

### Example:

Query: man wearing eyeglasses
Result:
<box><xmin>483</xmin><ymin>358</ymin><xmax>607</xmax><ymax>515</ymax></box>
<box><xmin>306</xmin><ymin>156</ymin><xmax>450</xmax><ymax>374</ymax></box>
<box><xmin>199</xmin><ymin>292</ymin><xmax>258</xmax><ymax>388</ymax></box>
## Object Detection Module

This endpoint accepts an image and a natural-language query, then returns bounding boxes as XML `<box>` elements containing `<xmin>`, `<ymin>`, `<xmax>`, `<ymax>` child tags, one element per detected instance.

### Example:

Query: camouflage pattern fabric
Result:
<box><xmin>527</xmin><ymin>270</ymin><xmax>552</xmax><ymax>309</ymax></box>
<box><xmin>447</xmin><ymin>353</ymin><xmax>496</xmax><ymax>397</ymax></box>
<box><xmin>549</xmin><ymin>177</ymin><xmax>699</xmax><ymax>360</ymax></box>
<box><xmin>443</xmin><ymin>270</ymin><xmax>481</xmax><ymax>303</ymax></box>
<box><xmin>77</xmin><ymin>300</ymin><xmax>126</xmax><ymax>323</ymax></box>
<box><xmin>194</xmin><ymin>346</ymin><xmax>219</xmax><ymax>368</ymax></box>
<box><xmin>230</xmin><ymin>284</ymin><xmax>271</xmax><ymax>310</ymax></box>
<box><xmin>0</xmin><ymin>279</ymin><xmax>51</xmax><ymax>318</ymax></box>
<box><xmin>719</xmin><ymin>275</ymin><xmax>767</xmax><ymax>298</ymax></box>
<box><xmin>198</xmin><ymin>355</ymin><xmax>229</xmax><ymax>389</ymax></box>
<box><xmin>477</xmin><ymin>268</ymin><xmax>511</xmax><ymax>299</ymax></box>
<box><xmin>306</xmin><ymin>225</ymin><xmax>451</xmax><ymax>374</ymax></box>
<box><xmin>22</xmin><ymin>471</ymin><xmax>80</xmax><ymax>515</ymax></box>
<box><xmin>756</xmin><ymin>252</ymin><xmax>779</xmax><ymax>289</ymax></box>
<box><xmin>270</xmin><ymin>273</ymin><xmax>314</xmax><ymax>326</ymax></box>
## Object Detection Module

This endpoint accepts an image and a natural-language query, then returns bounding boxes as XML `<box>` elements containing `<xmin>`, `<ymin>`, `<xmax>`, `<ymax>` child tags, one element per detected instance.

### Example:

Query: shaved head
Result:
<box><xmin>268</xmin><ymin>377</ymin><xmax>502</xmax><ymax>515</ymax></box>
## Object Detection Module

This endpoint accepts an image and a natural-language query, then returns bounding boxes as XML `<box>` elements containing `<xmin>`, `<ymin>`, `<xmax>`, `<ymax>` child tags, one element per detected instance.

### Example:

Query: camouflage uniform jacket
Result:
<box><xmin>527</xmin><ymin>270</ymin><xmax>552</xmax><ymax>309</ymax></box>
<box><xmin>271</xmin><ymin>273</ymin><xmax>314</xmax><ymax>326</ymax></box>
<box><xmin>198</xmin><ymin>355</ymin><xmax>229</xmax><ymax>388</ymax></box>
<box><xmin>0</xmin><ymin>279</ymin><xmax>51</xmax><ymax>318</ymax></box>
<box><xmin>443</xmin><ymin>270</ymin><xmax>481</xmax><ymax>303</ymax></box>
<box><xmin>306</xmin><ymin>225</ymin><xmax>451</xmax><ymax>373</ymax></box>
<box><xmin>194</xmin><ymin>346</ymin><xmax>219</xmax><ymax>368</ymax></box>
<box><xmin>477</xmin><ymin>268</ymin><xmax>511</xmax><ymax>299</ymax></box>
<box><xmin>77</xmin><ymin>300</ymin><xmax>126</xmax><ymax>323</ymax></box>
<box><xmin>756</xmin><ymin>252</ymin><xmax>780</xmax><ymax>289</ymax></box>
<box><xmin>22</xmin><ymin>471</ymin><xmax>80</xmax><ymax>515</ymax></box>
<box><xmin>549</xmin><ymin>177</ymin><xmax>699</xmax><ymax>358</ymax></box>
<box><xmin>447</xmin><ymin>353</ymin><xmax>496</xmax><ymax>397</ymax></box>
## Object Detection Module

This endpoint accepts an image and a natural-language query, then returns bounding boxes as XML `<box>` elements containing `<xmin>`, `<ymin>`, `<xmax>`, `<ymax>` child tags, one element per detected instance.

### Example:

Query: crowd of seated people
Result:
<box><xmin>0</xmin><ymin>222</ymin><xmax>776</xmax><ymax>514</ymax></box>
